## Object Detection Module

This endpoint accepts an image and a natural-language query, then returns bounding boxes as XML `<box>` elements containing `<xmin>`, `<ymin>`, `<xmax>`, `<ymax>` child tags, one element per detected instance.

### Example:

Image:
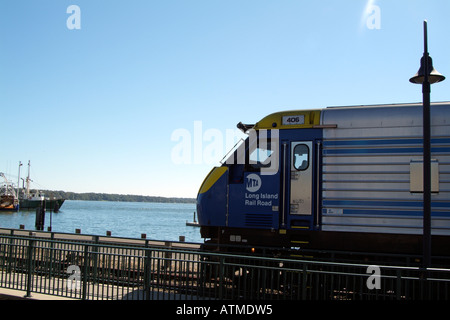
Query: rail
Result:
<box><xmin>0</xmin><ymin>231</ymin><xmax>449</xmax><ymax>300</ymax></box>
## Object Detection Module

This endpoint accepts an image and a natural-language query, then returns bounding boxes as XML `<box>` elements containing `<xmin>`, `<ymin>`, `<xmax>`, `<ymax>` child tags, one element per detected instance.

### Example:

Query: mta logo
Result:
<box><xmin>246</xmin><ymin>174</ymin><xmax>262</xmax><ymax>192</ymax></box>
<box><xmin>247</xmin><ymin>178</ymin><xmax>259</xmax><ymax>188</ymax></box>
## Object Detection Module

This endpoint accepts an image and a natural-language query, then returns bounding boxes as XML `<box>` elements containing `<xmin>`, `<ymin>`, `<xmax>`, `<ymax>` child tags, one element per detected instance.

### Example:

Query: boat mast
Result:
<box><xmin>17</xmin><ymin>161</ymin><xmax>22</xmax><ymax>200</ymax></box>
<box><xmin>26</xmin><ymin>160</ymin><xmax>31</xmax><ymax>198</ymax></box>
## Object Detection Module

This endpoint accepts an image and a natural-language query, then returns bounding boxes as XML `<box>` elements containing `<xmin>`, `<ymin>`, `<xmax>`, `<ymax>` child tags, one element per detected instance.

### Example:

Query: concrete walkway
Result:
<box><xmin>0</xmin><ymin>288</ymin><xmax>77</xmax><ymax>300</ymax></box>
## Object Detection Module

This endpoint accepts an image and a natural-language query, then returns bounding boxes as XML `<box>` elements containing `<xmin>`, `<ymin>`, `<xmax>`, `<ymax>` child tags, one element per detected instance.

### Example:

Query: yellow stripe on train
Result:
<box><xmin>198</xmin><ymin>167</ymin><xmax>228</xmax><ymax>194</ymax></box>
<box><xmin>253</xmin><ymin>110</ymin><xmax>321</xmax><ymax>130</ymax></box>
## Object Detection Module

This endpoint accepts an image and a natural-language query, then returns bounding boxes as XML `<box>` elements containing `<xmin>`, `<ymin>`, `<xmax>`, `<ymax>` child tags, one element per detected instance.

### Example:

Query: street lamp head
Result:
<box><xmin>410</xmin><ymin>55</ymin><xmax>446</xmax><ymax>84</ymax></box>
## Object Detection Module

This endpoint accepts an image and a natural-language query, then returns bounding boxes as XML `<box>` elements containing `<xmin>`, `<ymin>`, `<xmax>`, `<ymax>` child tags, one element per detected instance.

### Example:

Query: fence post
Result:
<box><xmin>419</xmin><ymin>269</ymin><xmax>429</xmax><ymax>299</ymax></box>
<box><xmin>396</xmin><ymin>270</ymin><xmax>402</xmax><ymax>300</ymax></box>
<box><xmin>219</xmin><ymin>257</ymin><xmax>225</xmax><ymax>300</ymax></box>
<box><xmin>82</xmin><ymin>245</ymin><xmax>89</xmax><ymax>300</ymax></box>
<box><xmin>7</xmin><ymin>231</ymin><xmax>15</xmax><ymax>273</ymax></box>
<box><xmin>25</xmin><ymin>238</ymin><xmax>35</xmax><ymax>298</ymax></box>
<box><xmin>144</xmin><ymin>249</ymin><xmax>152</xmax><ymax>300</ymax></box>
<box><xmin>301</xmin><ymin>263</ymin><xmax>308</xmax><ymax>299</ymax></box>
<box><xmin>91</xmin><ymin>236</ymin><xmax>99</xmax><ymax>284</ymax></box>
<box><xmin>48</xmin><ymin>232</ymin><xmax>55</xmax><ymax>282</ymax></box>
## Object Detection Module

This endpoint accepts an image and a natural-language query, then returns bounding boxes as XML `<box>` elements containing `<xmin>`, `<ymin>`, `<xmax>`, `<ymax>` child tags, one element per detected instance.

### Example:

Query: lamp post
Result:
<box><xmin>409</xmin><ymin>20</ymin><xmax>445</xmax><ymax>269</ymax></box>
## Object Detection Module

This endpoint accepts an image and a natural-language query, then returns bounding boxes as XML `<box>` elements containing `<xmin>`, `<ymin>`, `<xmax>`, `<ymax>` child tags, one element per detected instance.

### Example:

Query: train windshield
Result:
<box><xmin>248</xmin><ymin>138</ymin><xmax>275</xmax><ymax>169</ymax></box>
<box><xmin>221</xmin><ymin>129</ymin><xmax>278</xmax><ymax>174</ymax></box>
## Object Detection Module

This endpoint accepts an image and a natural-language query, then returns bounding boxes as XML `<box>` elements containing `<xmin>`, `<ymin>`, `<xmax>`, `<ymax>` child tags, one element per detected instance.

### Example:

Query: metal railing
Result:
<box><xmin>0</xmin><ymin>232</ymin><xmax>449</xmax><ymax>300</ymax></box>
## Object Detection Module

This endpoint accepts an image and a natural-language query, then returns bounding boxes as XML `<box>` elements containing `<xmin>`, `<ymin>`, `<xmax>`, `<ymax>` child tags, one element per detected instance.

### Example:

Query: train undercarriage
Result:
<box><xmin>200</xmin><ymin>225</ymin><xmax>450</xmax><ymax>267</ymax></box>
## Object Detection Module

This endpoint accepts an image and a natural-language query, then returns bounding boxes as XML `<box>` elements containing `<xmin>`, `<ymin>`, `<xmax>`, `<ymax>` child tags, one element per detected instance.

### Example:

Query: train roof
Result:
<box><xmin>252</xmin><ymin>101</ymin><xmax>450</xmax><ymax>130</ymax></box>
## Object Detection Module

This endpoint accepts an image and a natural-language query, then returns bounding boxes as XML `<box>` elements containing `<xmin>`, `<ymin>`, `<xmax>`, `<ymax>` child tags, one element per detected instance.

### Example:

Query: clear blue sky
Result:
<box><xmin>0</xmin><ymin>0</ymin><xmax>449</xmax><ymax>198</ymax></box>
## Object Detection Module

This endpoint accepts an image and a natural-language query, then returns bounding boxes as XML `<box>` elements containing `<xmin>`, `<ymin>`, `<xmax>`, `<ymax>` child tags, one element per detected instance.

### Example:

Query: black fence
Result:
<box><xmin>0</xmin><ymin>231</ymin><xmax>449</xmax><ymax>300</ymax></box>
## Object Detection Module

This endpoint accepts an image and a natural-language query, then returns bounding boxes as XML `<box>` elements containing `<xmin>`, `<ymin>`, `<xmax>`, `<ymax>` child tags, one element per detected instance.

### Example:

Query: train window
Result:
<box><xmin>224</xmin><ymin>130</ymin><xmax>279</xmax><ymax>174</ymax></box>
<box><xmin>249</xmin><ymin>143</ymin><xmax>274</xmax><ymax>168</ymax></box>
<box><xmin>293</xmin><ymin>144</ymin><xmax>309</xmax><ymax>170</ymax></box>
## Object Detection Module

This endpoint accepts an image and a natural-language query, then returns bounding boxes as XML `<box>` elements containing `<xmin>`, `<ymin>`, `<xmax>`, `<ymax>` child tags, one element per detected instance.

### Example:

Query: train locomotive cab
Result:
<box><xmin>197</xmin><ymin>103</ymin><xmax>450</xmax><ymax>260</ymax></box>
<box><xmin>197</xmin><ymin>109</ymin><xmax>324</xmax><ymax>249</ymax></box>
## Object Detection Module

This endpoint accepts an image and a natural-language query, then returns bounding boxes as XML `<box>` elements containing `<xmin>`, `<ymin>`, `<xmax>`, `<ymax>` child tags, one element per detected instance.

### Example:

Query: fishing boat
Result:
<box><xmin>0</xmin><ymin>173</ymin><xmax>19</xmax><ymax>211</ymax></box>
<box><xmin>19</xmin><ymin>193</ymin><xmax>65</xmax><ymax>212</ymax></box>
<box><xmin>17</xmin><ymin>161</ymin><xmax>65</xmax><ymax>212</ymax></box>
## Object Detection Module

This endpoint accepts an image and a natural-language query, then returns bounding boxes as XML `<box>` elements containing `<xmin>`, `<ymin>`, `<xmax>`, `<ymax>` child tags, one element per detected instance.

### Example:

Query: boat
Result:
<box><xmin>0</xmin><ymin>173</ymin><xmax>19</xmax><ymax>211</ymax></box>
<box><xmin>17</xmin><ymin>161</ymin><xmax>65</xmax><ymax>212</ymax></box>
<box><xmin>19</xmin><ymin>193</ymin><xmax>65</xmax><ymax>212</ymax></box>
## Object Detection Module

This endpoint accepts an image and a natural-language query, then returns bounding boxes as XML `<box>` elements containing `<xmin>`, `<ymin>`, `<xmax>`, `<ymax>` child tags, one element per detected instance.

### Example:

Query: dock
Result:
<box><xmin>185</xmin><ymin>211</ymin><xmax>200</xmax><ymax>227</ymax></box>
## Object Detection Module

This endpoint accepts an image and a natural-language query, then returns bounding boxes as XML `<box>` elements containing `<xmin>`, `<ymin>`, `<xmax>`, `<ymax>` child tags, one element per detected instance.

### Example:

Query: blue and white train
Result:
<box><xmin>196</xmin><ymin>102</ymin><xmax>450</xmax><ymax>258</ymax></box>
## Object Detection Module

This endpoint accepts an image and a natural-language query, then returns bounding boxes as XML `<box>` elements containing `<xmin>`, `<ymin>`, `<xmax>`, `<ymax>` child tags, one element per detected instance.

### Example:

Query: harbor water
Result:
<box><xmin>0</xmin><ymin>200</ymin><xmax>202</xmax><ymax>243</ymax></box>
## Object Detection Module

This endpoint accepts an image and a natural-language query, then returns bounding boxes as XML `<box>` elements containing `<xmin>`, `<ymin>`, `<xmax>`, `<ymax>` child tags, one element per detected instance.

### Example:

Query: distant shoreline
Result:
<box><xmin>30</xmin><ymin>190</ymin><xmax>196</xmax><ymax>204</ymax></box>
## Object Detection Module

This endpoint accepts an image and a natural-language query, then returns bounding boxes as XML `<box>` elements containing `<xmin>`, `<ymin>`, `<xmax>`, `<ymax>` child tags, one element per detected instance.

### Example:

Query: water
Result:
<box><xmin>0</xmin><ymin>200</ymin><xmax>202</xmax><ymax>243</ymax></box>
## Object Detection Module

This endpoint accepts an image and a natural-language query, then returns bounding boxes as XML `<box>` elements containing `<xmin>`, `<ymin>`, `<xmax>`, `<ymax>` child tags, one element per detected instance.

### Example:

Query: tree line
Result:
<box><xmin>35</xmin><ymin>190</ymin><xmax>196</xmax><ymax>204</ymax></box>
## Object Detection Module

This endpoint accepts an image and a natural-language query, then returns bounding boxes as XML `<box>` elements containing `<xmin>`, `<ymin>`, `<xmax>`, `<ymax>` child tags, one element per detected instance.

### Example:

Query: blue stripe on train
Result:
<box><xmin>323</xmin><ymin>147</ymin><xmax>450</xmax><ymax>155</ymax></box>
<box><xmin>323</xmin><ymin>199</ymin><xmax>450</xmax><ymax>208</ymax></box>
<box><xmin>323</xmin><ymin>137</ymin><xmax>450</xmax><ymax>155</ymax></box>
<box><xmin>322</xmin><ymin>208</ymin><xmax>450</xmax><ymax>217</ymax></box>
<box><xmin>323</xmin><ymin>200</ymin><xmax>450</xmax><ymax>219</ymax></box>
<box><xmin>323</xmin><ymin>137</ymin><xmax>450</xmax><ymax>147</ymax></box>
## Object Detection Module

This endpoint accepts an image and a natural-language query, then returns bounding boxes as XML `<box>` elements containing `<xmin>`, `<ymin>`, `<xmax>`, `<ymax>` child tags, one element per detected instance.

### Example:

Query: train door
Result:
<box><xmin>290</xmin><ymin>141</ymin><xmax>313</xmax><ymax>215</ymax></box>
<box><xmin>286</xmin><ymin>140</ymin><xmax>320</xmax><ymax>230</ymax></box>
